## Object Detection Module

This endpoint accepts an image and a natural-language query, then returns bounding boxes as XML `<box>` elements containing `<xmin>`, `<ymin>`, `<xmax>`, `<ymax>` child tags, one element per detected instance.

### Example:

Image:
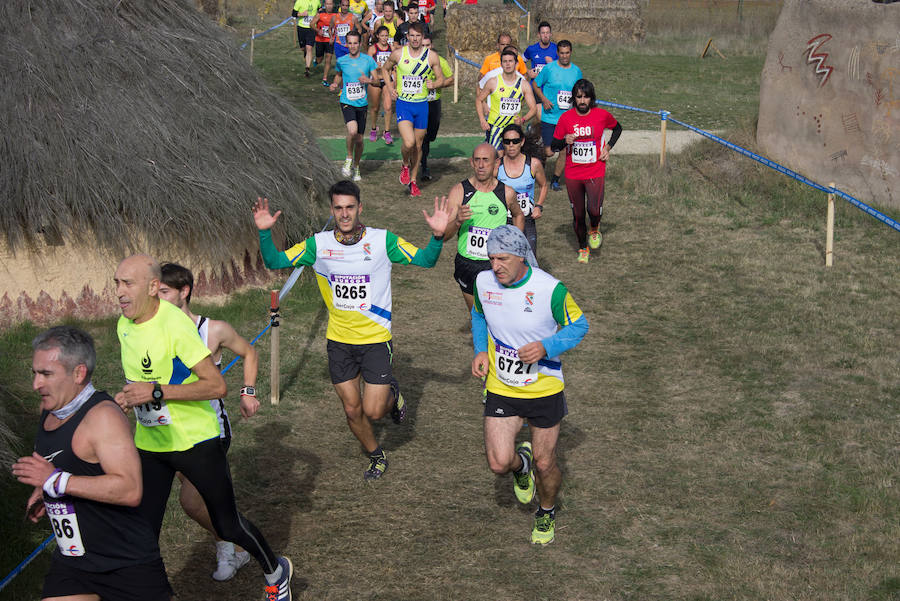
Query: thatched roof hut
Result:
<box><xmin>530</xmin><ymin>0</ymin><xmax>645</xmax><ymax>44</ymax></box>
<box><xmin>0</xmin><ymin>0</ymin><xmax>334</xmax><ymax>327</ymax></box>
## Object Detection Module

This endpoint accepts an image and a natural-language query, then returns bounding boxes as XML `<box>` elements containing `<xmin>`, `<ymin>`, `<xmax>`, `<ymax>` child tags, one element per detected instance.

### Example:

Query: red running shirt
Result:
<box><xmin>553</xmin><ymin>107</ymin><xmax>618</xmax><ymax>180</ymax></box>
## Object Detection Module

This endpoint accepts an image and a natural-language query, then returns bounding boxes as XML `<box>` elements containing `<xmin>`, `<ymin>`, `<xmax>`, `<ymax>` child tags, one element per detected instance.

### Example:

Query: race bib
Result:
<box><xmin>300</xmin><ymin>15</ymin><xmax>312</xmax><ymax>27</ymax></box>
<box><xmin>494</xmin><ymin>345</ymin><xmax>539</xmax><ymax>387</ymax></box>
<box><xmin>571</xmin><ymin>140</ymin><xmax>597</xmax><ymax>164</ymax></box>
<box><xmin>336</xmin><ymin>23</ymin><xmax>351</xmax><ymax>36</ymax></box>
<box><xmin>499</xmin><ymin>97</ymin><xmax>521</xmax><ymax>116</ymax></box>
<box><xmin>376</xmin><ymin>51</ymin><xmax>390</xmax><ymax>65</ymax></box>
<box><xmin>427</xmin><ymin>88</ymin><xmax>437</xmax><ymax>101</ymax></box>
<box><xmin>466</xmin><ymin>226</ymin><xmax>491</xmax><ymax>260</ymax></box>
<box><xmin>345</xmin><ymin>81</ymin><xmax>365</xmax><ymax>101</ymax></box>
<box><xmin>556</xmin><ymin>90</ymin><xmax>572</xmax><ymax>110</ymax></box>
<box><xmin>135</xmin><ymin>399</ymin><xmax>173</xmax><ymax>427</ymax></box>
<box><xmin>401</xmin><ymin>75</ymin><xmax>423</xmax><ymax>95</ymax></box>
<box><xmin>321</xmin><ymin>25</ymin><xmax>331</xmax><ymax>37</ymax></box>
<box><xmin>517</xmin><ymin>191</ymin><xmax>532</xmax><ymax>216</ymax></box>
<box><xmin>331</xmin><ymin>274</ymin><xmax>371</xmax><ymax>311</ymax></box>
<box><xmin>533</xmin><ymin>63</ymin><xmax>545</xmax><ymax>74</ymax></box>
<box><xmin>45</xmin><ymin>501</ymin><xmax>86</xmax><ymax>557</ymax></box>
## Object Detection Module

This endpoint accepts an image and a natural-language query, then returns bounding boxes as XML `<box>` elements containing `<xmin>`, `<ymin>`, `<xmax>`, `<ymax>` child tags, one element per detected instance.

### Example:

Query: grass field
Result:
<box><xmin>5</xmin><ymin>1</ymin><xmax>900</xmax><ymax>600</ymax></box>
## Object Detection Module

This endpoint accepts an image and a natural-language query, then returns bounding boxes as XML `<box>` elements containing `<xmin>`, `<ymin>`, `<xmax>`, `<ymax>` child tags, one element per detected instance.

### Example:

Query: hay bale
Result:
<box><xmin>0</xmin><ymin>0</ymin><xmax>335</xmax><ymax>327</ymax></box>
<box><xmin>446</xmin><ymin>4</ymin><xmax>522</xmax><ymax>53</ymax></box>
<box><xmin>531</xmin><ymin>0</ymin><xmax>645</xmax><ymax>44</ymax></box>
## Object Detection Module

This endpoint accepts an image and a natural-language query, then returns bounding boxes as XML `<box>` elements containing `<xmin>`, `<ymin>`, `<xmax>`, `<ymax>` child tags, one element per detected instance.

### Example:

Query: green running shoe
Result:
<box><xmin>513</xmin><ymin>441</ymin><xmax>535</xmax><ymax>504</ymax></box>
<box><xmin>531</xmin><ymin>510</ymin><xmax>555</xmax><ymax>545</ymax></box>
<box><xmin>389</xmin><ymin>378</ymin><xmax>406</xmax><ymax>424</ymax></box>
<box><xmin>364</xmin><ymin>452</ymin><xmax>388</xmax><ymax>481</ymax></box>
<box><xmin>588</xmin><ymin>228</ymin><xmax>602</xmax><ymax>249</ymax></box>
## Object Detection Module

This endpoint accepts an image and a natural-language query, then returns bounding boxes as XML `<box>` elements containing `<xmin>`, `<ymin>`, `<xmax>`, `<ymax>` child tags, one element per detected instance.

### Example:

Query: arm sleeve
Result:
<box><xmin>259</xmin><ymin>229</ymin><xmax>316</xmax><ymax>269</ymax></box>
<box><xmin>470</xmin><ymin>284</ymin><xmax>488</xmax><ymax>354</ymax></box>
<box><xmin>385</xmin><ymin>231</ymin><xmax>443</xmax><ymax>267</ymax></box>
<box><xmin>607</xmin><ymin>122</ymin><xmax>623</xmax><ymax>149</ymax></box>
<box><xmin>541</xmin><ymin>283</ymin><xmax>588</xmax><ymax>357</ymax></box>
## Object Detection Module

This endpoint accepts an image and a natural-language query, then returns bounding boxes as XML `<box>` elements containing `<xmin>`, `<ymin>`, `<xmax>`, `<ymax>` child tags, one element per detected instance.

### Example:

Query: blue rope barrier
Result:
<box><xmin>509</xmin><ymin>0</ymin><xmax>528</xmax><ymax>13</ymax></box>
<box><xmin>595</xmin><ymin>99</ymin><xmax>662</xmax><ymax>118</ymax></box>
<box><xmin>0</xmin><ymin>536</ymin><xmax>55</xmax><ymax>593</ymax></box>
<box><xmin>447</xmin><ymin>44</ymin><xmax>481</xmax><ymax>69</ymax></box>
<box><xmin>241</xmin><ymin>17</ymin><xmax>293</xmax><ymax>49</ymax></box>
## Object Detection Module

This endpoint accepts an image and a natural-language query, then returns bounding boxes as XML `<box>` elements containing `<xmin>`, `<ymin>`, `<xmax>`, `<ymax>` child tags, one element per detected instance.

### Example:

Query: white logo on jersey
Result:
<box><xmin>573</xmin><ymin>125</ymin><xmax>593</xmax><ymax>137</ymax></box>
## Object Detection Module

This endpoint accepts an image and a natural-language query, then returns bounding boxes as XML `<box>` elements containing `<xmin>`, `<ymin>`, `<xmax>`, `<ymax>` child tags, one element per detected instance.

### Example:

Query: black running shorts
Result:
<box><xmin>327</xmin><ymin>339</ymin><xmax>394</xmax><ymax>385</ymax></box>
<box><xmin>484</xmin><ymin>390</ymin><xmax>568</xmax><ymax>428</ymax></box>
<box><xmin>341</xmin><ymin>103</ymin><xmax>368</xmax><ymax>131</ymax></box>
<box><xmin>42</xmin><ymin>557</ymin><xmax>173</xmax><ymax>601</ymax></box>
<box><xmin>453</xmin><ymin>253</ymin><xmax>492</xmax><ymax>296</ymax></box>
<box><xmin>297</xmin><ymin>26</ymin><xmax>316</xmax><ymax>47</ymax></box>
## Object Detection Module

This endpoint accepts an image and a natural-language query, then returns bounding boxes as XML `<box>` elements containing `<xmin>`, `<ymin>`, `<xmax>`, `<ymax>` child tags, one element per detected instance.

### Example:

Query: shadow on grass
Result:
<box><xmin>281</xmin><ymin>303</ymin><xmax>328</xmax><ymax>396</ymax></box>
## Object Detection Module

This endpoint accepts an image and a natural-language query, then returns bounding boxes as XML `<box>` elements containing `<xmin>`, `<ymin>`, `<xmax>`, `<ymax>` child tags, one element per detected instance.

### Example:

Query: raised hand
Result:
<box><xmin>423</xmin><ymin>195</ymin><xmax>452</xmax><ymax>236</ymax></box>
<box><xmin>252</xmin><ymin>197</ymin><xmax>282</xmax><ymax>231</ymax></box>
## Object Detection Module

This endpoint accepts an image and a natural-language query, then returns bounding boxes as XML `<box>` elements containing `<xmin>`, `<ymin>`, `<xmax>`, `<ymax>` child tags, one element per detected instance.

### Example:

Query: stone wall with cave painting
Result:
<box><xmin>757</xmin><ymin>0</ymin><xmax>899</xmax><ymax>210</ymax></box>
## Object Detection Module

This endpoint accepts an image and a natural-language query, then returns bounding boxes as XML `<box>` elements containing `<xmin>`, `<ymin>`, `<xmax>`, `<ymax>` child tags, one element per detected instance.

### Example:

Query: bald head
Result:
<box><xmin>471</xmin><ymin>142</ymin><xmax>499</xmax><ymax>183</ymax></box>
<box><xmin>114</xmin><ymin>254</ymin><xmax>162</xmax><ymax>323</ymax></box>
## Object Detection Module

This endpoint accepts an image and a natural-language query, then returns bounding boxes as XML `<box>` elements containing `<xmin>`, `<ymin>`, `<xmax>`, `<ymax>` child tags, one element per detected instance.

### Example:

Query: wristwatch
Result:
<box><xmin>240</xmin><ymin>386</ymin><xmax>257</xmax><ymax>397</ymax></box>
<box><xmin>152</xmin><ymin>382</ymin><xmax>164</xmax><ymax>401</ymax></box>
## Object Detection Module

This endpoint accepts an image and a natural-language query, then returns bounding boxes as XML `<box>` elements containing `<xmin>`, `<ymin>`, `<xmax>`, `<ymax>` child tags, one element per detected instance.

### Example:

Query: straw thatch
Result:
<box><xmin>446</xmin><ymin>5</ymin><xmax>522</xmax><ymax>53</ymax></box>
<box><xmin>531</xmin><ymin>0</ymin><xmax>645</xmax><ymax>44</ymax></box>
<box><xmin>0</xmin><ymin>0</ymin><xmax>335</xmax><ymax>327</ymax></box>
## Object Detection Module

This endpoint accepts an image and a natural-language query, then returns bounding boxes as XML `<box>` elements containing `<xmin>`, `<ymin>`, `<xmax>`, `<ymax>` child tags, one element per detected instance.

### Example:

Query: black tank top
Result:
<box><xmin>35</xmin><ymin>391</ymin><xmax>161</xmax><ymax>572</ymax></box>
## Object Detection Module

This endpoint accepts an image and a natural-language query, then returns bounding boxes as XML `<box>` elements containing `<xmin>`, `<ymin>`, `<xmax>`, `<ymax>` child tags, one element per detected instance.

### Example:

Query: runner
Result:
<box><xmin>349</xmin><ymin>0</ymin><xmax>370</xmax><ymax>48</ymax></box>
<box><xmin>253</xmin><ymin>181</ymin><xmax>451</xmax><ymax>480</ymax></box>
<box><xmin>331</xmin><ymin>29</ymin><xmax>379</xmax><ymax>181</ymax></box>
<box><xmin>380</xmin><ymin>22</ymin><xmax>444</xmax><ymax>196</ymax></box>
<box><xmin>330</xmin><ymin>0</ymin><xmax>362</xmax><ymax>61</ymax></box>
<box><xmin>550</xmin><ymin>78</ymin><xmax>623</xmax><ymax>263</ymax></box>
<box><xmin>292</xmin><ymin>0</ymin><xmax>320</xmax><ymax>78</ymax></box>
<box><xmin>112</xmin><ymin>254</ymin><xmax>293</xmax><ymax>601</ymax></box>
<box><xmin>532</xmin><ymin>40</ymin><xmax>582</xmax><ymax>191</ymax></box>
<box><xmin>315</xmin><ymin>0</ymin><xmax>338</xmax><ymax>87</ymax></box>
<box><xmin>471</xmin><ymin>225</ymin><xmax>588</xmax><ymax>544</ymax></box>
<box><xmin>366</xmin><ymin>25</ymin><xmax>396</xmax><ymax>145</ymax></box>
<box><xmin>523</xmin><ymin>21</ymin><xmax>557</xmax><ymax>79</ymax></box>
<box><xmin>365</xmin><ymin>0</ymin><xmax>385</xmax><ymax>45</ymax></box>
<box><xmin>13</xmin><ymin>326</ymin><xmax>173</xmax><ymax>601</ymax></box>
<box><xmin>157</xmin><ymin>263</ymin><xmax>260</xmax><ymax>582</ymax></box>
<box><xmin>496</xmin><ymin>123</ymin><xmax>547</xmax><ymax>255</ymax></box>
<box><xmin>443</xmin><ymin>142</ymin><xmax>525</xmax><ymax>312</ymax></box>
<box><xmin>476</xmin><ymin>47</ymin><xmax>537</xmax><ymax>150</ymax></box>
<box><xmin>419</xmin><ymin>0</ymin><xmax>437</xmax><ymax>24</ymax></box>
<box><xmin>478</xmin><ymin>32</ymin><xmax>528</xmax><ymax>79</ymax></box>
<box><xmin>394</xmin><ymin>2</ymin><xmax>430</xmax><ymax>47</ymax></box>
<box><xmin>420</xmin><ymin>32</ymin><xmax>454</xmax><ymax>181</ymax></box>
<box><xmin>373</xmin><ymin>0</ymin><xmax>402</xmax><ymax>48</ymax></box>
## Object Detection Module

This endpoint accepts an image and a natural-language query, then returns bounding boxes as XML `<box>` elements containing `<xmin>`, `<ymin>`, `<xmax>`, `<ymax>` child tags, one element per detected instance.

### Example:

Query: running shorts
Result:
<box><xmin>327</xmin><ymin>339</ymin><xmax>394</xmax><ymax>385</ymax></box>
<box><xmin>484</xmin><ymin>390</ymin><xmax>568</xmax><ymax>428</ymax></box>
<box><xmin>396</xmin><ymin>98</ymin><xmax>429</xmax><ymax>130</ymax></box>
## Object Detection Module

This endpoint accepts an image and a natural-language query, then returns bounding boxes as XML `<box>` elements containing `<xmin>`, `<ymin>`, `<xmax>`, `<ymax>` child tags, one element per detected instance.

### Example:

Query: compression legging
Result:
<box><xmin>138</xmin><ymin>437</ymin><xmax>279</xmax><ymax>573</ymax></box>
<box><xmin>565</xmin><ymin>177</ymin><xmax>605</xmax><ymax>249</ymax></box>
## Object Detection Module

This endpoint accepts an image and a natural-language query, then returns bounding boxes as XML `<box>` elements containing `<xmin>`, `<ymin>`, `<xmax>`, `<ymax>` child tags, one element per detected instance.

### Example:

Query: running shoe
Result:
<box><xmin>551</xmin><ymin>181</ymin><xmax>561</xmax><ymax>192</ymax></box>
<box><xmin>531</xmin><ymin>510</ymin><xmax>556</xmax><ymax>545</ymax></box>
<box><xmin>212</xmin><ymin>542</ymin><xmax>236</xmax><ymax>581</ymax></box>
<box><xmin>408</xmin><ymin>181</ymin><xmax>421</xmax><ymax>197</ymax></box>
<box><xmin>383</xmin><ymin>131</ymin><xmax>394</xmax><ymax>145</ymax></box>
<box><xmin>304</xmin><ymin>68</ymin><xmax>310</xmax><ymax>78</ymax></box>
<box><xmin>369</xmin><ymin>128</ymin><xmax>378</xmax><ymax>142</ymax></box>
<box><xmin>577</xmin><ymin>248</ymin><xmax>589</xmax><ymax>264</ymax></box>
<box><xmin>399</xmin><ymin>164</ymin><xmax>411</xmax><ymax>185</ymax></box>
<box><xmin>264</xmin><ymin>556</ymin><xmax>293</xmax><ymax>601</ymax></box>
<box><xmin>513</xmin><ymin>441</ymin><xmax>535</xmax><ymax>504</ymax></box>
<box><xmin>389</xmin><ymin>378</ymin><xmax>406</xmax><ymax>423</ymax></box>
<box><xmin>588</xmin><ymin>228</ymin><xmax>602</xmax><ymax>249</ymax></box>
<box><xmin>364</xmin><ymin>451</ymin><xmax>388</xmax><ymax>481</ymax></box>
<box><xmin>321</xmin><ymin>79</ymin><xmax>329</xmax><ymax>87</ymax></box>
<box><xmin>420</xmin><ymin>167</ymin><xmax>432</xmax><ymax>181</ymax></box>
<box><xmin>353</xmin><ymin>167</ymin><xmax>362</xmax><ymax>182</ymax></box>
<box><xmin>341</xmin><ymin>157</ymin><xmax>353</xmax><ymax>177</ymax></box>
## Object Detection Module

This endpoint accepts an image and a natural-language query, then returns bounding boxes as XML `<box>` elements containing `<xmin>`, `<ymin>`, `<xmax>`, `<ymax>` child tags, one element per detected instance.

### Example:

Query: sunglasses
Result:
<box><xmin>502</xmin><ymin>137</ymin><xmax>523</xmax><ymax>145</ymax></box>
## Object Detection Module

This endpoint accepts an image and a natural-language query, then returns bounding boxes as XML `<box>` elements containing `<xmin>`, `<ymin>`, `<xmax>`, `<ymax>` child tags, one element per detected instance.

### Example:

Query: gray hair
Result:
<box><xmin>32</xmin><ymin>326</ymin><xmax>96</xmax><ymax>380</ymax></box>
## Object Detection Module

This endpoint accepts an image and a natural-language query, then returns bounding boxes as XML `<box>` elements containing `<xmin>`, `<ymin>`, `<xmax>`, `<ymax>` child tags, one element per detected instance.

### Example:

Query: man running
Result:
<box><xmin>331</xmin><ymin>29</ymin><xmax>379</xmax><ymax>181</ymax></box>
<box><xmin>253</xmin><ymin>181</ymin><xmax>451</xmax><ymax>480</ymax></box>
<box><xmin>14</xmin><ymin>326</ymin><xmax>173</xmax><ymax>601</ymax></box>
<box><xmin>367</xmin><ymin>25</ymin><xmax>396</xmax><ymax>145</ymax></box>
<box><xmin>496</xmin><ymin>123</ymin><xmax>547</xmax><ymax>255</ymax></box>
<box><xmin>420</xmin><ymin>32</ymin><xmax>454</xmax><ymax>181</ymax></box>
<box><xmin>533</xmin><ymin>40</ymin><xmax>582</xmax><ymax>191</ymax></box>
<box><xmin>330</xmin><ymin>0</ymin><xmax>362</xmax><ymax>62</ymax></box>
<box><xmin>551</xmin><ymin>78</ymin><xmax>622</xmax><ymax>263</ymax></box>
<box><xmin>523</xmin><ymin>21</ymin><xmax>557</xmax><ymax>79</ymax></box>
<box><xmin>471</xmin><ymin>225</ymin><xmax>588</xmax><ymax>544</ymax></box>
<box><xmin>444</xmin><ymin>142</ymin><xmax>524</xmax><ymax>312</ymax></box>
<box><xmin>373</xmin><ymin>0</ymin><xmax>402</xmax><ymax>48</ymax></box>
<box><xmin>112</xmin><ymin>254</ymin><xmax>292</xmax><ymax>601</ymax></box>
<box><xmin>380</xmin><ymin>22</ymin><xmax>444</xmax><ymax>196</ymax></box>
<box><xmin>292</xmin><ymin>0</ymin><xmax>320</xmax><ymax>78</ymax></box>
<box><xmin>157</xmin><ymin>263</ymin><xmax>260</xmax><ymax>583</ymax></box>
<box><xmin>394</xmin><ymin>2</ymin><xmax>430</xmax><ymax>46</ymax></box>
<box><xmin>478</xmin><ymin>32</ymin><xmax>528</xmax><ymax>79</ymax></box>
<box><xmin>315</xmin><ymin>0</ymin><xmax>338</xmax><ymax>87</ymax></box>
<box><xmin>476</xmin><ymin>47</ymin><xmax>537</xmax><ymax>150</ymax></box>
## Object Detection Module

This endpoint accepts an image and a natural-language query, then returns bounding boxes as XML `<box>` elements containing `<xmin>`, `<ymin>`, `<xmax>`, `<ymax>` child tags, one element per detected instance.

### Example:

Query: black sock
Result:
<box><xmin>551</xmin><ymin>175</ymin><xmax>559</xmax><ymax>183</ymax></box>
<box><xmin>369</xmin><ymin>445</ymin><xmax>384</xmax><ymax>458</ymax></box>
<box><xmin>536</xmin><ymin>505</ymin><xmax>555</xmax><ymax>517</ymax></box>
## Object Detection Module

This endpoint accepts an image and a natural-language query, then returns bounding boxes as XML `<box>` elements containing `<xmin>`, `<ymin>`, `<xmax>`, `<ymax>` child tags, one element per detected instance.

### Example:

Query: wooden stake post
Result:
<box><xmin>659</xmin><ymin>111</ymin><xmax>669</xmax><ymax>167</ymax></box>
<box><xmin>269</xmin><ymin>290</ymin><xmax>281</xmax><ymax>405</ymax></box>
<box><xmin>825</xmin><ymin>183</ymin><xmax>835</xmax><ymax>267</ymax></box>
<box><xmin>526</xmin><ymin>12</ymin><xmax>531</xmax><ymax>41</ymax></box>
<box><xmin>250</xmin><ymin>28</ymin><xmax>255</xmax><ymax>65</ymax></box>
<box><xmin>453</xmin><ymin>56</ymin><xmax>459</xmax><ymax>103</ymax></box>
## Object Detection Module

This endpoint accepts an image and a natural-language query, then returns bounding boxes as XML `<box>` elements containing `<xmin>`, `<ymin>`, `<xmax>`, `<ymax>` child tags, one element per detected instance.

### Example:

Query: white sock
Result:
<box><xmin>216</xmin><ymin>541</ymin><xmax>234</xmax><ymax>556</ymax></box>
<box><xmin>265</xmin><ymin>564</ymin><xmax>283</xmax><ymax>585</ymax></box>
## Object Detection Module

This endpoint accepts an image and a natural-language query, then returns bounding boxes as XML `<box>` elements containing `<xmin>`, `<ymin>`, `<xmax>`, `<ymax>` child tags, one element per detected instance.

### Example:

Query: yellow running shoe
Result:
<box><xmin>588</xmin><ymin>228</ymin><xmax>602</xmax><ymax>249</ymax></box>
<box><xmin>577</xmin><ymin>248</ymin><xmax>589</xmax><ymax>264</ymax></box>
<box><xmin>512</xmin><ymin>441</ymin><xmax>535</xmax><ymax>504</ymax></box>
<box><xmin>531</xmin><ymin>510</ymin><xmax>556</xmax><ymax>545</ymax></box>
